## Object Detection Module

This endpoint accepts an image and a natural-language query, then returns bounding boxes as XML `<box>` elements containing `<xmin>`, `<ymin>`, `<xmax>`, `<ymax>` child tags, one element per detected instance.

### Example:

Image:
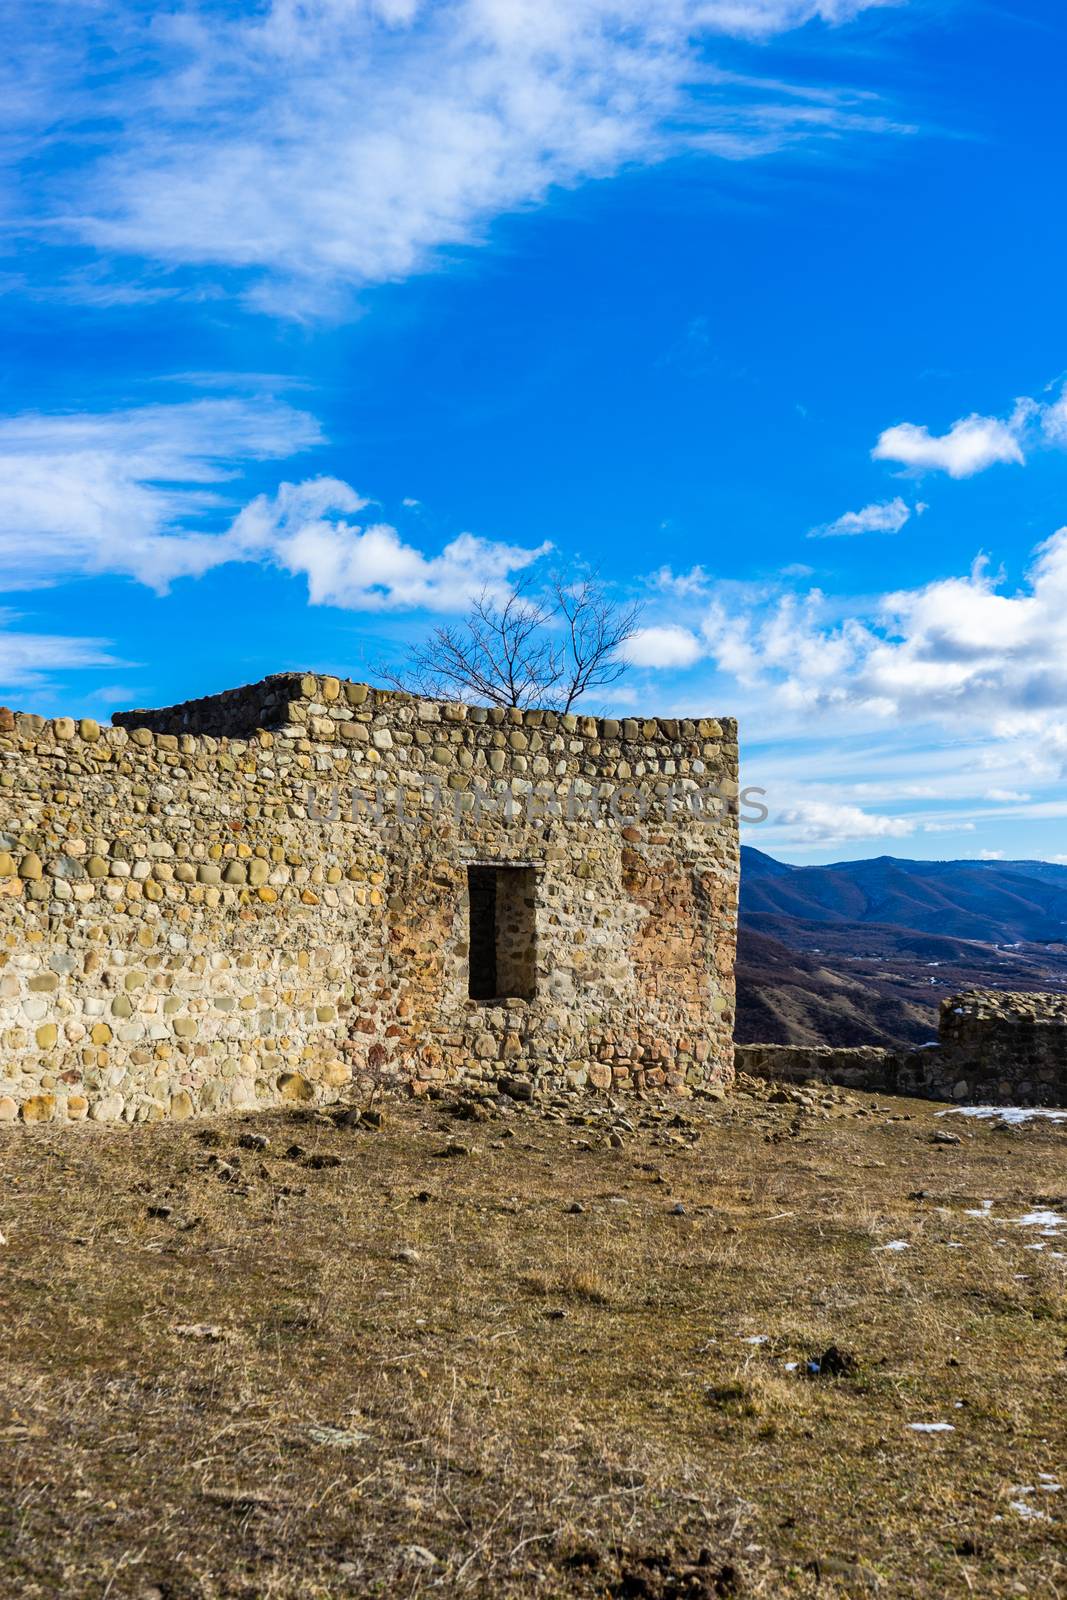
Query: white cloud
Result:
<box><xmin>0</xmin><ymin>398</ymin><xmax>322</xmax><ymax>591</ymax></box>
<box><xmin>622</xmin><ymin>623</ymin><xmax>704</xmax><ymax>668</ymax></box>
<box><xmin>923</xmin><ymin>821</ymin><xmax>975</xmax><ymax>833</ymax></box>
<box><xmin>228</xmin><ymin>478</ymin><xmax>550</xmax><ymax>610</ymax></box>
<box><xmin>870</xmin><ymin>384</ymin><xmax>1067</xmax><ymax>479</ymax></box>
<box><xmin>685</xmin><ymin>525</ymin><xmax>1067</xmax><ymax>782</ymax></box>
<box><xmin>12</xmin><ymin>0</ymin><xmax>906</xmax><ymax>315</ymax></box>
<box><xmin>0</xmin><ymin>611</ymin><xmax>121</xmax><ymax>694</ymax></box>
<box><xmin>872</xmin><ymin>414</ymin><xmax>1024</xmax><ymax>478</ymax></box>
<box><xmin>1041</xmin><ymin>389</ymin><xmax>1067</xmax><ymax>446</ymax></box>
<box><xmin>977</xmin><ymin>849</ymin><xmax>1004</xmax><ymax>860</ymax></box>
<box><xmin>808</xmin><ymin>495</ymin><xmax>912</xmax><ymax>538</ymax></box>
<box><xmin>775</xmin><ymin>798</ymin><xmax>912</xmax><ymax>843</ymax></box>
<box><xmin>89</xmin><ymin>684</ymin><xmax>145</xmax><ymax>705</ymax></box>
<box><xmin>985</xmin><ymin>788</ymin><xmax>1031</xmax><ymax>803</ymax></box>
<box><xmin>708</xmin><ymin>528</ymin><xmax>1067</xmax><ymax>719</ymax></box>
<box><xmin>0</xmin><ymin>398</ymin><xmax>548</xmax><ymax>611</ymax></box>
<box><xmin>651</xmin><ymin>565</ymin><xmax>710</xmax><ymax>597</ymax></box>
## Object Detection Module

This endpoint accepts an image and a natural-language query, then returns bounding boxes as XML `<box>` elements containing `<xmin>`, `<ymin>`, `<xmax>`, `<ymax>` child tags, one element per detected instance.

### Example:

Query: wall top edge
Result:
<box><xmin>0</xmin><ymin>672</ymin><xmax>737</xmax><ymax>751</ymax></box>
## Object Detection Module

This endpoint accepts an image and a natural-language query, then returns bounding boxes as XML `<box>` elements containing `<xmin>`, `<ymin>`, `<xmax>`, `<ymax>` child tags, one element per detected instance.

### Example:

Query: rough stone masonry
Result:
<box><xmin>0</xmin><ymin>674</ymin><xmax>740</xmax><ymax>1123</ymax></box>
<box><xmin>735</xmin><ymin>989</ymin><xmax>1067</xmax><ymax>1108</ymax></box>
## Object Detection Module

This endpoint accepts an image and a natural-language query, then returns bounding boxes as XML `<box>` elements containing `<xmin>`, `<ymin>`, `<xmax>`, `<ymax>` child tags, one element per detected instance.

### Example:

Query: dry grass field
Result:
<box><xmin>1</xmin><ymin>1078</ymin><xmax>1064</xmax><ymax>1599</ymax></box>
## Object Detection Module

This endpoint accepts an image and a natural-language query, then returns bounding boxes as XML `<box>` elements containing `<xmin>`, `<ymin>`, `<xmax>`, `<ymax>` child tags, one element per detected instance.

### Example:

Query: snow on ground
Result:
<box><xmin>1014</xmin><ymin>1209</ymin><xmax>1066</xmax><ymax>1229</ymax></box>
<box><xmin>1010</xmin><ymin>1500</ymin><xmax>1050</xmax><ymax>1521</ymax></box>
<box><xmin>940</xmin><ymin>1107</ymin><xmax>1067</xmax><ymax>1125</ymax></box>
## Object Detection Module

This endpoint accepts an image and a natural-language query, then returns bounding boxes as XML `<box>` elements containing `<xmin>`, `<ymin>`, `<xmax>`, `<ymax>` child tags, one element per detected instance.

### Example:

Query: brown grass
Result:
<box><xmin>0</xmin><ymin>1083</ymin><xmax>1064</xmax><ymax>1598</ymax></box>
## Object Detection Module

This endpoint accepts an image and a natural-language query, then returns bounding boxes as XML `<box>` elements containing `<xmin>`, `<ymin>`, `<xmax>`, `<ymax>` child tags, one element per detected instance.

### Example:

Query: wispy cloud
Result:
<box><xmin>0</xmin><ymin>397</ymin><xmax>550</xmax><ymax>611</ymax></box>
<box><xmin>0</xmin><ymin>398</ymin><xmax>322</xmax><ymax>591</ymax></box>
<box><xmin>11</xmin><ymin>0</ymin><xmax>908</xmax><ymax>316</ymax></box>
<box><xmin>0</xmin><ymin>610</ymin><xmax>121</xmax><ymax>694</ymax></box>
<box><xmin>808</xmin><ymin>495</ymin><xmax>914</xmax><ymax>538</ymax></box>
<box><xmin>774</xmin><ymin>797</ymin><xmax>912</xmax><ymax>843</ymax></box>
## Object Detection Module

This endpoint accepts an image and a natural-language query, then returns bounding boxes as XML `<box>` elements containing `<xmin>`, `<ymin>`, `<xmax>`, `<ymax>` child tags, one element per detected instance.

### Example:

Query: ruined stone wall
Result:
<box><xmin>0</xmin><ymin>676</ymin><xmax>739</xmax><ymax>1124</ymax></box>
<box><xmin>732</xmin><ymin>1043</ymin><xmax>908</xmax><ymax>1096</ymax></box>
<box><xmin>925</xmin><ymin>989</ymin><xmax>1067</xmax><ymax>1106</ymax></box>
<box><xmin>736</xmin><ymin>989</ymin><xmax>1067</xmax><ymax>1107</ymax></box>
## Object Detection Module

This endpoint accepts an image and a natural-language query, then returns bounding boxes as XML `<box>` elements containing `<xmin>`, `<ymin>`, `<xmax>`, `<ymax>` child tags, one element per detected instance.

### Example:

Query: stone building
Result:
<box><xmin>0</xmin><ymin>674</ymin><xmax>740</xmax><ymax>1123</ymax></box>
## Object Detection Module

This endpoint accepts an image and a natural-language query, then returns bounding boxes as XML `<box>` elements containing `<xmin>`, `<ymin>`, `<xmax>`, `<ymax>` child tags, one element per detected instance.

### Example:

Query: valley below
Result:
<box><xmin>736</xmin><ymin>850</ymin><xmax>1067</xmax><ymax>1049</ymax></box>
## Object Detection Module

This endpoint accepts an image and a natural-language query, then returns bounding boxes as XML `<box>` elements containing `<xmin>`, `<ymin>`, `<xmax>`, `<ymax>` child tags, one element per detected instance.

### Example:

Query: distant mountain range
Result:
<box><xmin>735</xmin><ymin>849</ymin><xmax>1067</xmax><ymax>1049</ymax></box>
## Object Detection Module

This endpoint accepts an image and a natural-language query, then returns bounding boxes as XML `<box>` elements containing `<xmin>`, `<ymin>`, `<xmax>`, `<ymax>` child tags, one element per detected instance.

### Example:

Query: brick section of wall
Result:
<box><xmin>0</xmin><ymin>678</ymin><xmax>739</xmax><ymax>1124</ymax></box>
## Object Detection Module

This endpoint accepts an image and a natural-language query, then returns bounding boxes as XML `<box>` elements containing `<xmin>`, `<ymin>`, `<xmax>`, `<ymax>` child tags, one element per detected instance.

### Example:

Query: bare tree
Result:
<box><xmin>383</xmin><ymin>574</ymin><xmax>641</xmax><ymax>711</ymax></box>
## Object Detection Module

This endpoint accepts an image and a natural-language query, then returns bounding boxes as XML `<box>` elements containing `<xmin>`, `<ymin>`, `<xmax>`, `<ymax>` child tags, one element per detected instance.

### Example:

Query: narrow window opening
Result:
<box><xmin>467</xmin><ymin>866</ymin><xmax>536</xmax><ymax>1001</ymax></box>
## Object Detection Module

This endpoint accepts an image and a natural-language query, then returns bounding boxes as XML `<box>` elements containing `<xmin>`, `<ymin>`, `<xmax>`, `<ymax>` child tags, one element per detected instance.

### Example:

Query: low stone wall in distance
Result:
<box><xmin>732</xmin><ymin>1044</ymin><xmax>909</xmax><ymax>1096</ymax></box>
<box><xmin>737</xmin><ymin>988</ymin><xmax>1067</xmax><ymax>1108</ymax></box>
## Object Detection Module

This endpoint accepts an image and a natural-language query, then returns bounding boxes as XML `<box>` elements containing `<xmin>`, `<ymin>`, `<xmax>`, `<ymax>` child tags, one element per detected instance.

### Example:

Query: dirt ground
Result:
<box><xmin>0</xmin><ymin>1076</ymin><xmax>1064</xmax><ymax>1599</ymax></box>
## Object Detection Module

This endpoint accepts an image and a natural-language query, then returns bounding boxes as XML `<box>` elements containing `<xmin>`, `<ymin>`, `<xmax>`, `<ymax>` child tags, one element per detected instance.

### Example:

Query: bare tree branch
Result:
<box><xmin>550</xmin><ymin>574</ymin><xmax>642</xmax><ymax>713</ymax></box>
<box><xmin>380</xmin><ymin>573</ymin><xmax>641</xmax><ymax>711</ymax></box>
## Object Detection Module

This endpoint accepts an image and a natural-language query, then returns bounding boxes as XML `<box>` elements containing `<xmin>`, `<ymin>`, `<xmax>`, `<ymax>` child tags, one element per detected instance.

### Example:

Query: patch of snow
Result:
<box><xmin>739</xmin><ymin>1334</ymin><xmax>768</xmax><ymax>1345</ymax></box>
<box><xmin>1010</xmin><ymin>1500</ymin><xmax>1049</xmax><ymax>1520</ymax></box>
<box><xmin>1014</xmin><ymin>1209</ymin><xmax>1066</xmax><ymax>1229</ymax></box>
<box><xmin>908</xmin><ymin>1422</ymin><xmax>955</xmax><ymax>1433</ymax></box>
<box><xmin>783</xmin><ymin>1361</ymin><xmax>798</xmax><ymax>1372</ymax></box>
<box><xmin>940</xmin><ymin>1106</ymin><xmax>1067</xmax><ymax>1125</ymax></box>
<box><xmin>964</xmin><ymin>1200</ymin><xmax>995</xmax><ymax>1218</ymax></box>
<box><xmin>875</xmin><ymin>1239</ymin><xmax>910</xmax><ymax>1252</ymax></box>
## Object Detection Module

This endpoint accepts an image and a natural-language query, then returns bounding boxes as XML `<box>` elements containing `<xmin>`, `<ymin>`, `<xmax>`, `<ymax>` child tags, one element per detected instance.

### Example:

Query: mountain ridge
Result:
<box><xmin>740</xmin><ymin>847</ymin><xmax>1067</xmax><ymax>944</ymax></box>
<box><xmin>735</xmin><ymin>848</ymin><xmax>1067</xmax><ymax>1048</ymax></box>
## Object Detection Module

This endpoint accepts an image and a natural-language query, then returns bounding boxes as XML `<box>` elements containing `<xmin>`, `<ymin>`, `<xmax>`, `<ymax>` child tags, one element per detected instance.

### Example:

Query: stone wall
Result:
<box><xmin>736</xmin><ymin>989</ymin><xmax>1067</xmax><ymax>1107</ymax></box>
<box><xmin>925</xmin><ymin>988</ymin><xmax>1067</xmax><ymax>1106</ymax></box>
<box><xmin>732</xmin><ymin>1043</ymin><xmax>908</xmax><ymax>1095</ymax></box>
<box><xmin>112</xmin><ymin>673</ymin><xmax>317</xmax><ymax>740</ymax></box>
<box><xmin>0</xmin><ymin>675</ymin><xmax>739</xmax><ymax>1124</ymax></box>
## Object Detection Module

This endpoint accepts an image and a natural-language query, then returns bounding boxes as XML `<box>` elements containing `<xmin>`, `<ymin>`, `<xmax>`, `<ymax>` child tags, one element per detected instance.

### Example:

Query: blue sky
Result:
<box><xmin>3</xmin><ymin>0</ymin><xmax>1067</xmax><ymax>865</ymax></box>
